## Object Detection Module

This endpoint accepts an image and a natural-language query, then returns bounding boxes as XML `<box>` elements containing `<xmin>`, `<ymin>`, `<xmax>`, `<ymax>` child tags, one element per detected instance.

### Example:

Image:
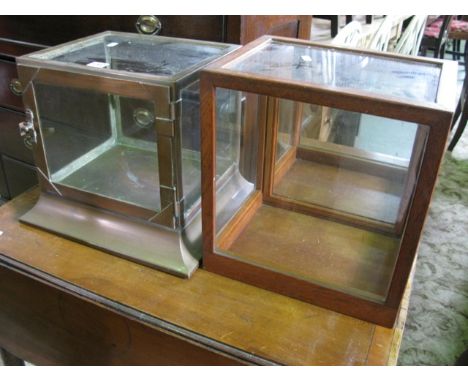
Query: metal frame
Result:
<box><xmin>18</xmin><ymin>65</ymin><xmax>176</xmax><ymax>226</ymax></box>
<box><xmin>15</xmin><ymin>32</ymin><xmax>239</xmax><ymax>277</ymax></box>
<box><xmin>17</xmin><ymin>31</ymin><xmax>237</xmax><ymax>92</ymax></box>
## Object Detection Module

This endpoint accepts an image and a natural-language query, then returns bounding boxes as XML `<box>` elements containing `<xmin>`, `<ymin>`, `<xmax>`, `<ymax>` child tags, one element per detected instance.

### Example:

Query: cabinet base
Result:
<box><xmin>20</xmin><ymin>192</ymin><xmax>200</xmax><ymax>278</ymax></box>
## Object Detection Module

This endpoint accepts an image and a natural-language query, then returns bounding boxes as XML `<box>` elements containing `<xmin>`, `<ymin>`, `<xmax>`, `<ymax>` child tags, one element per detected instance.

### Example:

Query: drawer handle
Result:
<box><xmin>9</xmin><ymin>78</ymin><xmax>23</xmax><ymax>96</ymax></box>
<box><xmin>136</xmin><ymin>15</ymin><xmax>162</xmax><ymax>35</ymax></box>
<box><xmin>18</xmin><ymin>109</ymin><xmax>37</xmax><ymax>149</ymax></box>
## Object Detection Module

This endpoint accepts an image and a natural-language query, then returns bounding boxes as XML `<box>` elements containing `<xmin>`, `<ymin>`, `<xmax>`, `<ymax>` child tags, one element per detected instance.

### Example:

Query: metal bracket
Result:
<box><xmin>18</xmin><ymin>109</ymin><xmax>37</xmax><ymax>149</ymax></box>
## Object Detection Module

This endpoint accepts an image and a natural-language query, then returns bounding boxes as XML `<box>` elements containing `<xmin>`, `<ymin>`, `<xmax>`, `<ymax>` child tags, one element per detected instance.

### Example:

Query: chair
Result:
<box><xmin>366</xmin><ymin>16</ymin><xmax>395</xmax><ymax>51</ymax></box>
<box><xmin>447</xmin><ymin>16</ymin><xmax>468</xmax><ymax>62</ymax></box>
<box><xmin>448</xmin><ymin>47</ymin><xmax>468</xmax><ymax>151</ymax></box>
<box><xmin>393</xmin><ymin>15</ymin><xmax>427</xmax><ymax>56</ymax></box>
<box><xmin>332</xmin><ymin>21</ymin><xmax>364</xmax><ymax>48</ymax></box>
<box><xmin>420</xmin><ymin>15</ymin><xmax>452</xmax><ymax>58</ymax></box>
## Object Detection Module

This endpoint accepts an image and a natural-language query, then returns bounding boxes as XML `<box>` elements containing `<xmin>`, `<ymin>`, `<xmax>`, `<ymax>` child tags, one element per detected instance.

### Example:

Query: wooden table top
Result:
<box><xmin>0</xmin><ymin>189</ymin><xmax>409</xmax><ymax>365</ymax></box>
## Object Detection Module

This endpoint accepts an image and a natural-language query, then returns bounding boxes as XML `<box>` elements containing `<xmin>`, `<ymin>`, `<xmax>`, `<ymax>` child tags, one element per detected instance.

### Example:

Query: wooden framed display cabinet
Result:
<box><xmin>200</xmin><ymin>35</ymin><xmax>457</xmax><ymax>327</ymax></box>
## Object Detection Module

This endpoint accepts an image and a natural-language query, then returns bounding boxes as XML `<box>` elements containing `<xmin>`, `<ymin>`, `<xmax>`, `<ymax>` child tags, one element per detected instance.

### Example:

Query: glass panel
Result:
<box><xmin>180</xmin><ymin>81</ymin><xmax>202</xmax><ymax>220</ymax></box>
<box><xmin>276</xmin><ymin>99</ymin><xmax>296</xmax><ymax>162</ymax></box>
<box><xmin>119</xmin><ymin>97</ymin><xmax>157</xmax><ymax>143</ymax></box>
<box><xmin>214</xmin><ymin>95</ymin><xmax>428</xmax><ymax>303</ymax></box>
<box><xmin>226</xmin><ymin>40</ymin><xmax>441</xmax><ymax>103</ymax></box>
<box><xmin>32</xmin><ymin>33</ymin><xmax>233</xmax><ymax>77</ymax></box>
<box><xmin>214</xmin><ymin>89</ymin><xmax>260</xmax><ymax>237</ymax></box>
<box><xmin>35</xmin><ymin>83</ymin><xmax>161</xmax><ymax>212</ymax></box>
<box><xmin>274</xmin><ymin>100</ymin><xmax>426</xmax><ymax>227</ymax></box>
<box><xmin>34</xmin><ymin>83</ymin><xmax>112</xmax><ymax>176</ymax></box>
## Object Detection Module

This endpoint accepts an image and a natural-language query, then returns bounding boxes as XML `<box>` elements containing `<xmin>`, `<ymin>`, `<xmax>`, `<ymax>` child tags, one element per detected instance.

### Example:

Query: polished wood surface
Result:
<box><xmin>274</xmin><ymin>159</ymin><xmax>404</xmax><ymax>226</ymax></box>
<box><xmin>1</xmin><ymin>189</ymin><xmax>404</xmax><ymax>365</ymax></box>
<box><xmin>226</xmin><ymin>204</ymin><xmax>398</xmax><ymax>302</ymax></box>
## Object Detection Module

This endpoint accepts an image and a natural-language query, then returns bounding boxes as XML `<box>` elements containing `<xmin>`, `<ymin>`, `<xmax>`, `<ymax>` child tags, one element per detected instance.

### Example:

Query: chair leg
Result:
<box><xmin>451</xmin><ymin>101</ymin><xmax>462</xmax><ymax>131</ymax></box>
<box><xmin>448</xmin><ymin>110</ymin><xmax>467</xmax><ymax>151</ymax></box>
<box><xmin>455</xmin><ymin>39</ymin><xmax>461</xmax><ymax>60</ymax></box>
<box><xmin>440</xmin><ymin>41</ymin><xmax>447</xmax><ymax>59</ymax></box>
<box><xmin>330</xmin><ymin>16</ymin><xmax>339</xmax><ymax>37</ymax></box>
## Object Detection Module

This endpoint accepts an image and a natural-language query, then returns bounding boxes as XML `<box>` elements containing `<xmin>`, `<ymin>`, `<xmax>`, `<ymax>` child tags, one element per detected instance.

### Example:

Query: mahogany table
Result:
<box><xmin>0</xmin><ymin>188</ymin><xmax>410</xmax><ymax>365</ymax></box>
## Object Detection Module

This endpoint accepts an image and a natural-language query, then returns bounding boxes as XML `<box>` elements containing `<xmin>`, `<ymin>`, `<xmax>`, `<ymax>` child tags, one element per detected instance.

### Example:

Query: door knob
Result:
<box><xmin>136</xmin><ymin>15</ymin><xmax>162</xmax><ymax>35</ymax></box>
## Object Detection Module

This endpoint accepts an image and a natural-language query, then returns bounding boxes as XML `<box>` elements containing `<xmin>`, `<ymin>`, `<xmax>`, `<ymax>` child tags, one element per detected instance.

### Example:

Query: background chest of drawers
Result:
<box><xmin>0</xmin><ymin>15</ymin><xmax>312</xmax><ymax>202</ymax></box>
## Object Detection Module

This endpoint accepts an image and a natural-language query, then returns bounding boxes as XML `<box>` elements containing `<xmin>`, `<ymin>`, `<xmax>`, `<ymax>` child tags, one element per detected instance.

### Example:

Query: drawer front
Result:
<box><xmin>0</xmin><ymin>107</ymin><xmax>33</xmax><ymax>164</ymax></box>
<box><xmin>0</xmin><ymin>157</ymin><xmax>8</xmax><ymax>199</ymax></box>
<box><xmin>2</xmin><ymin>155</ymin><xmax>37</xmax><ymax>198</ymax></box>
<box><xmin>0</xmin><ymin>59</ymin><xmax>23</xmax><ymax>110</ymax></box>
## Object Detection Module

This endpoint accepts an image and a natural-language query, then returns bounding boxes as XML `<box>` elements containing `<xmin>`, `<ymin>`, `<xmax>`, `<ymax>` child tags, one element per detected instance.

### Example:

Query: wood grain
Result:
<box><xmin>0</xmin><ymin>189</ymin><xmax>403</xmax><ymax>365</ymax></box>
<box><xmin>200</xmin><ymin>35</ymin><xmax>456</xmax><ymax>327</ymax></box>
<box><xmin>273</xmin><ymin>158</ymin><xmax>404</xmax><ymax>227</ymax></box>
<box><xmin>226</xmin><ymin>204</ymin><xmax>399</xmax><ymax>302</ymax></box>
<box><xmin>0</xmin><ymin>263</ymin><xmax>243</xmax><ymax>365</ymax></box>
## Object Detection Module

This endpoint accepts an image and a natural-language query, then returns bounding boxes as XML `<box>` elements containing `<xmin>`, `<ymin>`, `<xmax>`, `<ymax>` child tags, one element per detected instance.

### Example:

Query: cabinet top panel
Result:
<box><xmin>224</xmin><ymin>39</ymin><xmax>443</xmax><ymax>104</ymax></box>
<box><xmin>19</xmin><ymin>31</ymin><xmax>237</xmax><ymax>82</ymax></box>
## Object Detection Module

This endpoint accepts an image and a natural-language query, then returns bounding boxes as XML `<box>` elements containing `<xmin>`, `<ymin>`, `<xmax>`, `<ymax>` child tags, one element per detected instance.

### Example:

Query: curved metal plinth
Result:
<box><xmin>20</xmin><ymin>193</ymin><xmax>200</xmax><ymax>278</ymax></box>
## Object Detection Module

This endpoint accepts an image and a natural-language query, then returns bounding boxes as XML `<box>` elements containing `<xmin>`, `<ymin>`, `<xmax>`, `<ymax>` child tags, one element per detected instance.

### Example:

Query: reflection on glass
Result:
<box><xmin>276</xmin><ymin>99</ymin><xmax>296</xmax><ymax>161</ymax></box>
<box><xmin>213</xmin><ymin>95</ymin><xmax>428</xmax><ymax>303</ymax></box>
<box><xmin>273</xmin><ymin>100</ymin><xmax>425</xmax><ymax>226</ymax></box>
<box><xmin>35</xmin><ymin>83</ymin><xmax>161</xmax><ymax>212</ymax></box>
<box><xmin>214</xmin><ymin>89</ymin><xmax>259</xmax><ymax>236</ymax></box>
<box><xmin>33</xmin><ymin>33</ymin><xmax>232</xmax><ymax>77</ymax></box>
<box><xmin>226</xmin><ymin>40</ymin><xmax>441</xmax><ymax>103</ymax></box>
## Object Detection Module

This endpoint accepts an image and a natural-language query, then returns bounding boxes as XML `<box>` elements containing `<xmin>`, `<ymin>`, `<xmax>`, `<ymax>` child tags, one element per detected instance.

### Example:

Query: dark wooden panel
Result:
<box><xmin>0</xmin><ymin>16</ymin><xmax>225</xmax><ymax>46</ymax></box>
<box><xmin>0</xmin><ymin>107</ymin><xmax>33</xmax><ymax>164</ymax></box>
<box><xmin>0</xmin><ymin>157</ymin><xmax>8</xmax><ymax>199</ymax></box>
<box><xmin>0</xmin><ymin>348</ymin><xmax>25</xmax><ymax>366</ymax></box>
<box><xmin>2</xmin><ymin>155</ymin><xmax>37</xmax><ymax>198</ymax></box>
<box><xmin>234</xmin><ymin>16</ymin><xmax>312</xmax><ymax>44</ymax></box>
<box><xmin>0</xmin><ymin>59</ymin><xmax>22</xmax><ymax>110</ymax></box>
<box><xmin>0</xmin><ymin>264</ymin><xmax>243</xmax><ymax>365</ymax></box>
<box><xmin>0</xmin><ymin>39</ymin><xmax>41</xmax><ymax>61</ymax></box>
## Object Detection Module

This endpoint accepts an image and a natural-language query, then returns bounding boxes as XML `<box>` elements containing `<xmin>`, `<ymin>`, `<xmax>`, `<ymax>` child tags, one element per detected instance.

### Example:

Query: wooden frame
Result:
<box><xmin>201</xmin><ymin>35</ymin><xmax>457</xmax><ymax>327</ymax></box>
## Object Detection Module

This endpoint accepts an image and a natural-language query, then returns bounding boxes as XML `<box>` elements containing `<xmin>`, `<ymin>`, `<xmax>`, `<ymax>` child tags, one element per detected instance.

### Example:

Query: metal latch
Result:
<box><xmin>18</xmin><ymin>109</ymin><xmax>37</xmax><ymax>149</ymax></box>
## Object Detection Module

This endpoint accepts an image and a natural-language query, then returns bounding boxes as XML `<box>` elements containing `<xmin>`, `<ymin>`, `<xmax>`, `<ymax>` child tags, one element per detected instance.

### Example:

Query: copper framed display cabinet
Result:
<box><xmin>200</xmin><ymin>35</ymin><xmax>457</xmax><ymax>327</ymax></box>
<box><xmin>15</xmin><ymin>31</ymin><xmax>239</xmax><ymax>278</ymax></box>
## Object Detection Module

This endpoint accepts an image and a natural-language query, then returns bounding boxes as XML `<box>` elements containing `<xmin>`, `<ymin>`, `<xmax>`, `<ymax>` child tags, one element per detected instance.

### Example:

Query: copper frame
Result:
<box><xmin>200</xmin><ymin>35</ymin><xmax>457</xmax><ymax>327</ymax></box>
<box><xmin>15</xmin><ymin>32</ymin><xmax>238</xmax><ymax>277</ymax></box>
<box><xmin>18</xmin><ymin>65</ymin><xmax>177</xmax><ymax>227</ymax></box>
